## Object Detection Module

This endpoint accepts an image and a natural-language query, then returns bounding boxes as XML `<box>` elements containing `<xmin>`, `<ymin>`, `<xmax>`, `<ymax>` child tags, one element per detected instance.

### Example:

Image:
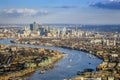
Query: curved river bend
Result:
<box><xmin>0</xmin><ymin>39</ymin><xmax>102</xmax><ymax>80</ymax></box>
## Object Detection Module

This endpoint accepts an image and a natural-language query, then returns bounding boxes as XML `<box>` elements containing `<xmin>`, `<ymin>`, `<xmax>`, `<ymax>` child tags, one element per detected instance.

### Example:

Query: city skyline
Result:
<box><xmin>0</xmin><ymin>0</ymin><xmax>120</xmax><ymax>24</ymax></box>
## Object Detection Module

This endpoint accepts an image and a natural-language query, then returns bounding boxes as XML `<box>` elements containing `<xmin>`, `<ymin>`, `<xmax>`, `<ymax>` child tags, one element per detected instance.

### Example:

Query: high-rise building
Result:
<box><xmin>106</xmin><ymin>39</ymin><xmax>110</xmax><ymax>46</ymax></box>
<box><xmin>30</xmin><ymin>22</ymin><xmax>39</xmax><ymax>31</ymax></box>
<box><xmin>57</xmin><ymin>28</ymin><xmax>60</xmax><ymax>38</ymax></box>
<box><xmin>62</xmin><ymin>27</ymin><xmax>66</xmax><ymax>35</ymax></box>
<box><xmin>30</xmin><ymin>24</ymin><xmax>33</xmax><ymax>31</ymax></box>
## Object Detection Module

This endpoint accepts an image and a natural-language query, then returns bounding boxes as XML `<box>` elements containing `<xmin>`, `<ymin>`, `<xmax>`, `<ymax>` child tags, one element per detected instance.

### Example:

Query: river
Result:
<box><xmin>0</xmin><ymin>39</ymin><xmax>102</xmax><ymax>80</ymax></box>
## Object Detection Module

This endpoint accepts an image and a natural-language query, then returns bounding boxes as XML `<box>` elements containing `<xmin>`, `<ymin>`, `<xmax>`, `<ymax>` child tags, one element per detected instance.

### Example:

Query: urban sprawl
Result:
<box><xmin>0</xmin><ymin>22</ymin><xmax>120</xmax><ymax>80</ymax></box>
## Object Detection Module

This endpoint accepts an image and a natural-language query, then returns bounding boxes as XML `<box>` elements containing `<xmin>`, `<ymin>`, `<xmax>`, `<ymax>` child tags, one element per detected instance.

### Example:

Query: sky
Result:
<box><xmin>0</xmin><ymin>0</ymin><xmax>120</xmax><ymax>24</ymax></box>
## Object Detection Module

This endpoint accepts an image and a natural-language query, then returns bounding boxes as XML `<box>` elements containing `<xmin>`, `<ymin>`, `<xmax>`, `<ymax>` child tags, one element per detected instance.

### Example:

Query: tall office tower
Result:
<box><xmin>47</xmin><ymin>26</ymin><xmax>51</xmax><ymax>33</ymax></box>
<box><xmin>62</xmin><ymin>27</ymin><xmax>66</xmax><ymax>35</ymax></box>
<box><xmin>113</xmin><ymin>34</ymin><xmax>117</xmax><ymax>46</ymax></box>
<box><xmin>38</xmin><ymin>24</ymin><xmax>42</xmax><ymax>30</ymax></box>
<box><xmin>44</xmin><ymin>26</ymin><xmax>50</xmax><ymax>33</ymax></box>
<box><xmin>57</xmin><ymin>28</ymin><xmax>60</xmax><ymax>38</ymax></box>
<box><xmin>77</xmin><ymin>30</ymin><xmax>81</xmax><ymax>38</ymax></box>
<box><xmin>61</xmin><ymin>27</ymin><xmax>67</xmax><ymax>38</ymax></box>
<box><xmin>113</xmin><ymin>39</ymin><xmax>117</xmax><ymax>46</ymax></box>
<box><xmin>51</xmin><ymin>27</ymin><xmax>57</xmax><ymax>37</ymax></box>
<box><xmin>101</xmin><ymin>38</ymin><xmax>104</xmax><ymax>47</ymax></box>
<box><xmin>106</xmin><ymin>39</ymin><xmax>110</xmax><ymax>46</ymax></box>
<box><xmin>30</xmin><ymin>22</ymin><xmax>39</xmax><ymax>31</ymax></box>
<box><xmin>30</xmin><ymin>24</ymin><xmax>33</xmax><ymax>31</ymax></box>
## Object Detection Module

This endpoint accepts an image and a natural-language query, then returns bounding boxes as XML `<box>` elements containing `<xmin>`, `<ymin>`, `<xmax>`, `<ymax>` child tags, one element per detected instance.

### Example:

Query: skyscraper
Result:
<box><xmin>30</xmin><ymin>22</ymin><xmax>39</xmax><ymax>31</ymax></box>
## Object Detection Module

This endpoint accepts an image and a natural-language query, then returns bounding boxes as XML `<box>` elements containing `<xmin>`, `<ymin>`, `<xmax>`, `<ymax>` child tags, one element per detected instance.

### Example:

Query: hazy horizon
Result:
<box><xmin>0</xmin><ymin>0</ymin><xmax>120</xmax><ymax>24</ymax></box>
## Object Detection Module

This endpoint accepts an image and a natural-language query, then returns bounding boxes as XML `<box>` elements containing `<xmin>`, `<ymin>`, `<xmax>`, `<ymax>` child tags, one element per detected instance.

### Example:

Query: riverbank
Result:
<box><xmin>12</xmin><ymin>38</ymin><xmax>120</xmax><ymax>79</ymax></box>
<box><xmin>0</xmin><ymin>44</ymin><xmax>64</xmax><ymax>80</ymax></box>
<box><xmin>0</xmin><ymin>54</ymin><xmax>64</xmax><ymax>80</ymax></box>
<box><xmin>12</xmin><ymin>38</ymin><xmax>103</xmax><ymax>60</ymax></box>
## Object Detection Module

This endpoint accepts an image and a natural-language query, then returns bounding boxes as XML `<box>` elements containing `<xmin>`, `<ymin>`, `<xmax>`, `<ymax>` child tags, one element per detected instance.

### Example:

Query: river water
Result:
<box><xmin>0</xmin><ymin>39</ymin><xmax>102</xmax><ymax>80</ymax></box>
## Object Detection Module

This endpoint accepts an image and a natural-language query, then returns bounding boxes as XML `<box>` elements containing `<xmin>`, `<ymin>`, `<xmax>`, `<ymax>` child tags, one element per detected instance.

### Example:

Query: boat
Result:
<box><xmin>39</xmin><ymin>70</ymin><xmax>46</xmax><ymax>74</ymax></box>
<box><xmin>66</xmin><ymin>65</ymin><xmax>71</xmax><ymax>68</ymax></box>
<box><xmin>69</xmin><ymin>59</ymin><xmax>72</xmax><ymax>62</ymax></box>
<box><xmin>77</xmin><ymin>71</ymin><xmax>84</xmax><ymax>75</ymax></box>
<box><xmin>89</xmin><ymin>62</ymin><xmax>91</xmax><ymax>64</ymax></box>
<box><xmin>84</xmin><ymin>68</ymin><xmax>94</xmax><ymax>72</ymax></box>
<box><xmin>88</xmin><ymin>54</ymin><xmax>95</xmax><ymax>59</ymax></box>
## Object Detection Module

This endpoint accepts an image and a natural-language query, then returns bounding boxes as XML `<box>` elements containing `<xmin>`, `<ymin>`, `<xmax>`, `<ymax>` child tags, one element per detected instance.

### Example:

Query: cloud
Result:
<box><xmin>90</xmin><ymin>0</ymin><xmax>120</xmax><ymax>10</ymax></box>
<box><xmin>1</xmin><ymin>8</ymin><xmax>48</xmax><ymax>17</ymax></box>
<box><xmin>53</xmin><ymin>6</ymin><xmax>77</xmax><ymax>9</ymax></box>
<box><xmin>109</xmin><ymin>0</ymin><xmax>120</xmax><ymax>2</ymax></box>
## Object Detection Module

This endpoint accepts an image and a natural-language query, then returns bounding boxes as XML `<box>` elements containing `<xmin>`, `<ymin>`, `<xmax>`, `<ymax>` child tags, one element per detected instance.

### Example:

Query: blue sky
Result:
<box><xmin>0</xmin><ymin>0</ymin><xmax>120</xmax><ymax>24</ymax></box>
